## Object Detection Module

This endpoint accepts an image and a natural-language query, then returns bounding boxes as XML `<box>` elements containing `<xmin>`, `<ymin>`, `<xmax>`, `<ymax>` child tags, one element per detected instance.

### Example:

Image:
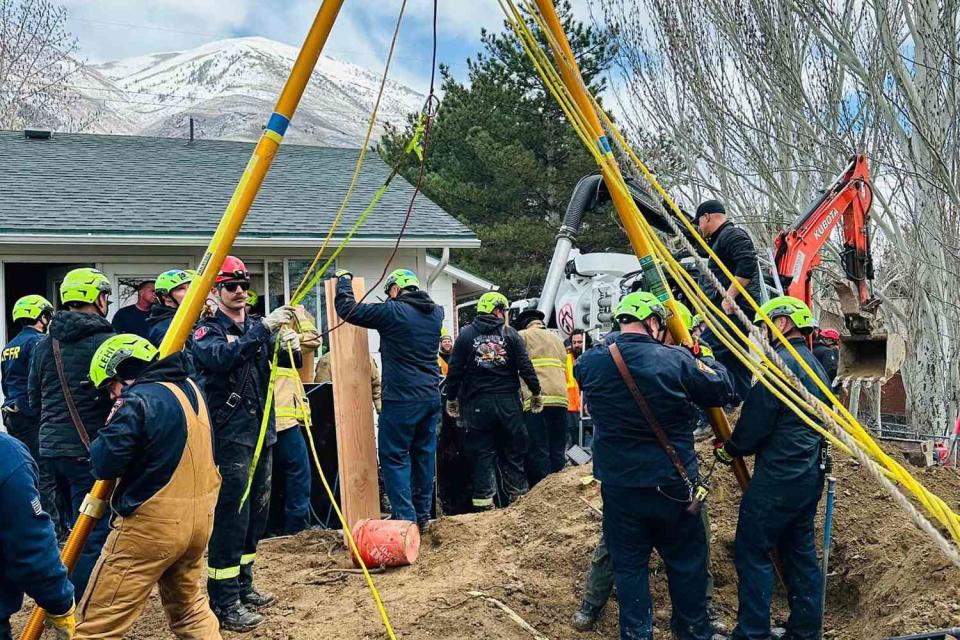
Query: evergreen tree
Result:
<box><xmin>380</xmin><ymin>1</ymin><xmax>628</xmax><ymax>300</ymax></box>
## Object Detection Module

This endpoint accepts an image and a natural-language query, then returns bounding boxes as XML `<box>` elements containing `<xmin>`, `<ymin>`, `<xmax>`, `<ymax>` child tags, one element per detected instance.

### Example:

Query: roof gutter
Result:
<box><xmin>425</xmin><ymin>247</ymin><xmax>450</xmax><ymax>287</ymax></box>
<box><xmin>0</xmin><ymin>233</ymin><xmax>481</xmax><ymax>249</ymax></box>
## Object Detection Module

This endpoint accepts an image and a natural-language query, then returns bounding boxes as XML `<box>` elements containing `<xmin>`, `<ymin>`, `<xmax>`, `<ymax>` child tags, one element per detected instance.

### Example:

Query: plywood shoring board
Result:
<box><xmin>324</xmin><ymin>277</ymin><xmax>380</xmax><ymax>543</ymax></box>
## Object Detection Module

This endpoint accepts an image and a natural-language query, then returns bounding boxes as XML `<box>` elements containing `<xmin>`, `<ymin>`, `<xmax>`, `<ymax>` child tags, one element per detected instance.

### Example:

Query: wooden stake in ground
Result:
<box><xmin>324</xmin><ymin>277</ymin><xmax>380</xmax><ymax>543</ymax></box>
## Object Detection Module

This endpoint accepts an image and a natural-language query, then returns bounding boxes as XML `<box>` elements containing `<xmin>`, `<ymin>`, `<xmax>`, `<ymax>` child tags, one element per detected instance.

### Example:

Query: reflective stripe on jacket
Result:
<box><xmin>519</xmin><ymin>321</ymin><xmax>568</xmax><ymax>410</ymax></box>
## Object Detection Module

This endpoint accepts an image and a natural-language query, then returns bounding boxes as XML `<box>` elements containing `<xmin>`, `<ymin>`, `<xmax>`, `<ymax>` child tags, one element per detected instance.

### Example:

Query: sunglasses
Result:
<box><xmin>219</xmin><ymin>282</ymin><xmax>251</xmax><ymax>293</ymax></box>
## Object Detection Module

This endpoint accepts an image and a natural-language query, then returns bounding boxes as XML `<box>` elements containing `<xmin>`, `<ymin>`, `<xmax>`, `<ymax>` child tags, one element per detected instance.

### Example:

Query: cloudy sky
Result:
<box><xmin>61</xmin><ymin>1</ymin><xmax>594</xmax><ymax>93</ymax></box>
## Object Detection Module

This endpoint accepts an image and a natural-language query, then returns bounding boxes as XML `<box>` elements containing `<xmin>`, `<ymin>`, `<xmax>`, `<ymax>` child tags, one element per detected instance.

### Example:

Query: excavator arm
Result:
<box><xmin>772</xmin><ymin>154</ymin><xmax>904</xmax><ymax>382</ymax></box>
<box><xmin>772</xmin><ymin>154</ymin><xmax>874</xmax><ymax>315</ymax></box>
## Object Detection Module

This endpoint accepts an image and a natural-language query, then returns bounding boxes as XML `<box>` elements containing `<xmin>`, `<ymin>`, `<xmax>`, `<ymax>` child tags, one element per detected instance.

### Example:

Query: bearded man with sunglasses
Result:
<box><xmin>190</xmin><ymin>256</ymin><xmax>299</xmax><ymax>632</ymax></box>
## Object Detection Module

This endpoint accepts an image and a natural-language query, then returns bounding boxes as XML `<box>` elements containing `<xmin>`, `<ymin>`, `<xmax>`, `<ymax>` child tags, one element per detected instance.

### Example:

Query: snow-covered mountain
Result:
<box><xmin>73</xmin><ymin>37</ymin><xmax>425</xmax><ymax>147</ymax></box>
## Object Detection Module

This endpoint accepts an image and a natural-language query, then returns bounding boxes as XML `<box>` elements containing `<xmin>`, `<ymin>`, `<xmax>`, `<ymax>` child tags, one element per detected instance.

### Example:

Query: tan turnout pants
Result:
<box><xmin>77</xmin><ymin>381</ymin><xmax>222</xmax><ymax>639</ymax></box>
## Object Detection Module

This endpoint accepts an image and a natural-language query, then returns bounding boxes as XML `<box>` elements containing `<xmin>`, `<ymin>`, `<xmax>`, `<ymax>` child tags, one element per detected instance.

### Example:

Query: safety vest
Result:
<box><xmin>565</xmin><ymin>352</ymin><xmax>581</xmax><ymax>413</ymax></box>
<box><xmin>274</xmin><ymin>365</ymin><xmax>309</xmax><ymax>431</ymax></box>
<box><xmin>276</xmin><ymin>307</ymin><xmax>322</xmax><ymax>431</ymax></box>
<box><xmin>438</xmin><ymin>355</ymin><xmax>449</xmax><ymax>377</ymax></box>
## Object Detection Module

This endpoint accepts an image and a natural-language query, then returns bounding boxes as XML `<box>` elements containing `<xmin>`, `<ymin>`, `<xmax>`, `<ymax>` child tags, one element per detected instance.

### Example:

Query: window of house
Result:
<box><xmin>242</xmin><ymin>260</ymin><xmax>266</xmax><ymax>315</ymax></box>
<box><xmin>239</xmin><ymin>257</ymin><xmax>334</xmax><ymax>330</ymax></box>
<box><xmin>288</xmin><ymin>258</ymin><xmax>331</xmax><ymax>333</ymax></box>
<box><xmin>265</xmin><ymin>261</ymin><xmax>284</xmax><ymax>314</ymax></box>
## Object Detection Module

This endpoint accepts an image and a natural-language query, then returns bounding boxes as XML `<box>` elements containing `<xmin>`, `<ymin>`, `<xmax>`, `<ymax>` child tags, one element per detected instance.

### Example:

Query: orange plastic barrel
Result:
<box><xmin>350</xmin><ymin>519</ymin><xmax>421</xmax><ymax>568</ymax></box>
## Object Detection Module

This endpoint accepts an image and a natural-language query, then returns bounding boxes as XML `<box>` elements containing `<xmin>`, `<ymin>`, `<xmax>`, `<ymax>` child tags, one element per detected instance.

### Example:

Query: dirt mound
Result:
<box><xmin>13</xmin><ymin>446</ymin><xmax>960</xmax><ymax>639</ymax></box>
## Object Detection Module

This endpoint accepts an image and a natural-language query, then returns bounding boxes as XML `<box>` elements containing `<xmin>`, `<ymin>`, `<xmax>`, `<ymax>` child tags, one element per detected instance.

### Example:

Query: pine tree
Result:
<box><xmin>380</xmin><ymin>1</ymin><xmax>627</xmax><ymax>300</ymax></box>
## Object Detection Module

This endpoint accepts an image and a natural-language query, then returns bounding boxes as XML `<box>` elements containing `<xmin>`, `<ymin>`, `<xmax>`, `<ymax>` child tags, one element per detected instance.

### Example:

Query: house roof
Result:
<box><xmin>0</xmin><ymin>130</ymin><xmax>478</xmax><ymax>247</ymax></box>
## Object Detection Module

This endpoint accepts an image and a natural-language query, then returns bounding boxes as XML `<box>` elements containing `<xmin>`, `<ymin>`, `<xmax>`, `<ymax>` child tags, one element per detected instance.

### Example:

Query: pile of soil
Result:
<box><xmin>13</xmin><ymin>445</ymin><xmax>960</xmax><ymax>639</ymax></box>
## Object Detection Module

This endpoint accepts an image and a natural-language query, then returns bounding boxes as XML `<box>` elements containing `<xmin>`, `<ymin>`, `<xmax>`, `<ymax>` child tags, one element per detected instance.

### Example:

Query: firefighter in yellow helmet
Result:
<box><xmin>2</xmin><ymin>295</ymin><xmax>54</xmax><ymax>460</ymax></box>
<box><xmin>714</xmin><ymin>296</ymin><xmax>830</xmax><ymax>639</ymax></box>
<box><xmin>77</xmin><ymin>334</ymin><xmax>221</xmax><ymax>638</ymax></box>
<box><xmin>438</xmin><ymin>326</ymin><xmax>453</xmax><ymax>377</ymax></box>
<box><xmin>28</xmin><ymin>268</ymin><xmax>116</xmax><ymax>596</ymax></box>
<box><xmin>444</xmin><ymin>293</ymin><xmax>542</xmax><ymax>510</ymax></box>
<box><xmin>330</xmin><ymin>268</ymin><xmax>442</xmax><ymax>530</ymax></box>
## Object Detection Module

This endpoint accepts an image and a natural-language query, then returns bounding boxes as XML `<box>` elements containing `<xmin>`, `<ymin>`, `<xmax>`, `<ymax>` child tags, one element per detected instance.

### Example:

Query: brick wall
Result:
<box><xmin>881</xmin><ymin>372</ymin><xmax>907</xmax><ymax>416</ymax></box>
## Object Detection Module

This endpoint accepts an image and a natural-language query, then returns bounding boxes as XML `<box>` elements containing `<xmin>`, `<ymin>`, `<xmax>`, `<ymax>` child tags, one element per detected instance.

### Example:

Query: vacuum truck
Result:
<box><xmin>516</xmin><ymin>155</ymin><xmax>904</xmax><ymax>385</ymax></box>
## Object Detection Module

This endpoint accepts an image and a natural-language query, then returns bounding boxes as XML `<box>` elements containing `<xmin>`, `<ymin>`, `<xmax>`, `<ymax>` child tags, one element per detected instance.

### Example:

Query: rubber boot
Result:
<box><xmin>572</xmin><ymin>602</ymin><xmax>603</xmax><ymax>631</ymax></box>
<box><xmin>217</xmin><ymin>601</ymin><xmax>262</xmax><ymax>632</ymax></box>
<box><xmin>241</xmin><ymin>588</ymin><xmax>277</xmax><ymax>609</ymax></box>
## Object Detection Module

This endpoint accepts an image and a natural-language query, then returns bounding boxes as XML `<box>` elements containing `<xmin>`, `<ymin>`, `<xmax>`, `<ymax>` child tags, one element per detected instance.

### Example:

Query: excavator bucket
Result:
<box><xmin>833</xmin><ymin>281</ymin><xmax>907</xmax><ymax>382</ymax></box>
<box><xmin>837</xmin><ymin>332</ymin><xmax>906</xmax><ymax>382</ymax></box>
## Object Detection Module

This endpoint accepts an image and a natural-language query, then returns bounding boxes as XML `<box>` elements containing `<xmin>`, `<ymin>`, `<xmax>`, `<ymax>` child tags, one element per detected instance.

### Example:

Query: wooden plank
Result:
<box><xmin>324</xmin><ymin>277</ymin><xmax>380</xmax><ymax>543</ymax></box>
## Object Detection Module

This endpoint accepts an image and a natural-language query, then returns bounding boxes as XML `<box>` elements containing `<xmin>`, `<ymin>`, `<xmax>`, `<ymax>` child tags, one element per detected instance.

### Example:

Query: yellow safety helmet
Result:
<box><xmin>89</xmin><ymin>334</ymin><xmax>158</xmax><ymax>389</ymax></box>
<box><xmin>60</xmin><ymin>268</ymin><xmax>111</xmax><ymax>306</ymax></box>
<box><xmin>12</xmin><ymin>295</ymin><xmax>54</xmax><ymax>322</ymax></box>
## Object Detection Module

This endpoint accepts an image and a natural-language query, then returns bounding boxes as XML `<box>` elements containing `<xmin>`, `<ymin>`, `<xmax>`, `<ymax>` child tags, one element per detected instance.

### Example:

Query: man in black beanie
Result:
<box><xmin>691</xmin><ymin>199</ymin><xmax>763</xmax><ymax>402</ymax></box>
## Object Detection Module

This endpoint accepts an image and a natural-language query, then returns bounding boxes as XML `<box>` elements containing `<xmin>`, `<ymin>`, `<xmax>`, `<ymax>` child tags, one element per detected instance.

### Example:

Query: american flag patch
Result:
<box><xmin>31</xmin><ymin>496</ymin><xmax>43</xmax><ymax>517</ymax></box>
<box><xmin>106</xmin><ymin>398</ymin><xmax>124</xmax><ymax>424</ymax></box>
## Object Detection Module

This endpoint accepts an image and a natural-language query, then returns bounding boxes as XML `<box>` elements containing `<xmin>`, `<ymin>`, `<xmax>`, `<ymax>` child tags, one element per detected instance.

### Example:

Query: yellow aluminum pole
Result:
<box><xmin>531</xmin><ymin>0</ymin><xmax>749</xmax><ymax>488</ymax></box>
<box><xmin>20</xmin><ymin>2</ymin><xmax>346</xmax><ymax>637</ymax></box>
<box><xmin>159</xmin><ymin>0</ymin><xmax>346</xmax><ymax>357</ymax></box>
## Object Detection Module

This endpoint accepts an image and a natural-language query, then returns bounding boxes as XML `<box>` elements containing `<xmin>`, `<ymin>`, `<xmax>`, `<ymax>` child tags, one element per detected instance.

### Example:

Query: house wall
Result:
<box><xmin>0</xmin><ymin>244</ymin><xmax>459</xmax><ymax>377</ymax></box>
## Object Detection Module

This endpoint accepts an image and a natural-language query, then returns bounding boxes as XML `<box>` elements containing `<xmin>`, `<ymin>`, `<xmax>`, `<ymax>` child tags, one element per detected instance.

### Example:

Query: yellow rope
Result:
<box><xmin>290</xmin><ymin>0</ymin><xmax>410</xmax><ymax>304</ymax></box>
<box><xmin>237</xmin><ymin>4</ymin><xmax>414</xmax><ymax>636</ymax></box>
<box><xmin>503</xmin><ymin>0</ymin><xmax>960</xmax><ymax>550</ymax></box>
<box><xmin>594</xmin><ymin>101</ymin><xmax>960</xmax><ymax>540</ymax></box>
<box><xmin>242</xmin><ymin>0</ymin><xmax>409</xmax><ymax>510</ymax></box>
<box><xmin>286</xmin><ymin>343</ymin><xmax>398</xmax><ymax>639</ymax></box>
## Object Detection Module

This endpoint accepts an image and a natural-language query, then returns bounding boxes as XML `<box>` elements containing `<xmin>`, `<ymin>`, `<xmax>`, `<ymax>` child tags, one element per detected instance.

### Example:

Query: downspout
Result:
<box><xmin>537</xmin><ymin>174</ymin><xmax>604</xmax><ymax>317</ymax></box>
<box><xmin>426</xmin><ymin>247</ymin><xmax>450</xmax><ymax>287</ymax></box>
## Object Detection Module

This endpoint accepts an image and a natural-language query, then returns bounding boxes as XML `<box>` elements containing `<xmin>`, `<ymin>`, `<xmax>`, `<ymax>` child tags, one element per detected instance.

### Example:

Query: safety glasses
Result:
<box><xmin>219</xmin><ymin>282</ymin><xmax>251</xmax><ymax>293</ymax></box>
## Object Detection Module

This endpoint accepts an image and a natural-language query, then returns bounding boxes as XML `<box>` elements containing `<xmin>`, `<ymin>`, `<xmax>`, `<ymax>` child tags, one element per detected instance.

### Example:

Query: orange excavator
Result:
<box><xmin>771</xmin><ymin>154</ymin><xmax>905</xmax><ymax>382</ymax></box>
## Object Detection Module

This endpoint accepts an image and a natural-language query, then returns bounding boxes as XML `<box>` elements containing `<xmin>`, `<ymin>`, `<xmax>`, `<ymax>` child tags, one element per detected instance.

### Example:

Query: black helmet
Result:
<box><xmin>514</xmin><ymin>308</ymin><xmax>546</xmax><ymax>330</ymax></box>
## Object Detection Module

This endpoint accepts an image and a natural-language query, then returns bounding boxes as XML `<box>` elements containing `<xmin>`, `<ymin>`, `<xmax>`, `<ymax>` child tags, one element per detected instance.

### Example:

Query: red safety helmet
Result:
<box><xmin>216</xmin><ymin>255</ymin><xmax>249</xmax><ymax>283</ymax></box>
<box><xmin>820</xmin><ymin>328</ymin><xmax>841</xmax><ymax>341</ymax></box>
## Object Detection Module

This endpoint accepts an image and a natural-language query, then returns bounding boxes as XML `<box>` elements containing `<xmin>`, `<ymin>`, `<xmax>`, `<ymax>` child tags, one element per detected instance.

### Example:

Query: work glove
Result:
<box><xmin>529</xmin><ymin>394</ymin><xmax>544</xmax><ymax>414</ymax></box>
<box><xmin>713</xmin><ymin>439</ymin><xmax>734</xmax><ymax>466</ymax></box>
<box><xmin>279</xmin><ymin>328</ymin><xmax>300</xmax><ymax>352</ymax></box>
<box><xmin>45</xmin><ymin>601</ymin><xmax>76</xmax><ymax>639</ymax></box>
<box><xmin>446</xmin><ymin>399</ymin><xmax>460</xmax><ymax>418</ymax></box>
<box><xmin>374</xmin><ymin>399</ymin><xmax>382</xmax><ymax>413</ymax></box>
<box><xmin>321</xmin><ymin>267</ymin><xmax>352</xmax><ymax>280</ymax></box>
<box><xmin>262</xmin><ymin>305</ymin><xmax>296</xmax><ymax>332</ymax></box>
